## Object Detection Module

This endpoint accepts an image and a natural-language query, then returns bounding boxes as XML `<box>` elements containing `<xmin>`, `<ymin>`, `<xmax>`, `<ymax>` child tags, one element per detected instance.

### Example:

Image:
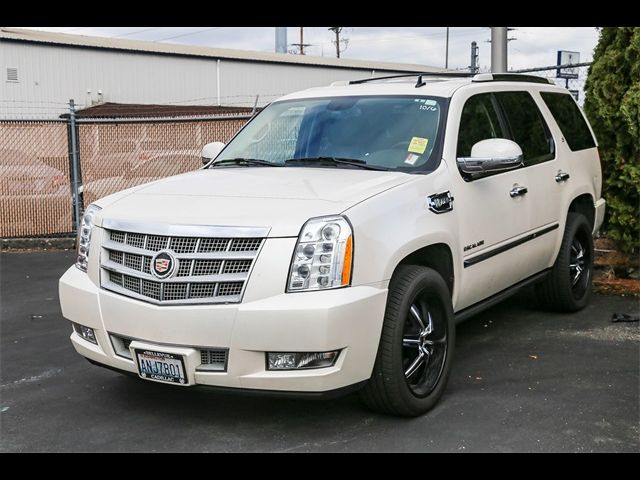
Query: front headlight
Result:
<box><xmin>287</xmin><ymin>215</ymin><xmax>353</xmax><ymax>292</ymax></box>
<box><xmin>76</xmin><ymin>204</ymin><xmax>101</xmax><ymax>272</ymax></box>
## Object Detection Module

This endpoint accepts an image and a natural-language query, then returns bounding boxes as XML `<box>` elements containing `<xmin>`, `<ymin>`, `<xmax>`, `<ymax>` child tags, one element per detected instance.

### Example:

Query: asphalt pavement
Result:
<box><xmin>1</xmin><ymin>251</ymin><xmax>638</xmax><ymax>452</ymax></box>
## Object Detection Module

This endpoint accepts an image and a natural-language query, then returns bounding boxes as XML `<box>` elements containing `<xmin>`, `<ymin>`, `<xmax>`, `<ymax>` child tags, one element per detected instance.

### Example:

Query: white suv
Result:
<box><xmin>59</xmin><ymin>73</ymin><xmax>605</xmax><ymax>416</ymax></box>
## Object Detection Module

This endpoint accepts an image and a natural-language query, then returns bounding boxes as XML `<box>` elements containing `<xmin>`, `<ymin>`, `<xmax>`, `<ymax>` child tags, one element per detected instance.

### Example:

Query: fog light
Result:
<box><xmin>267</xmin><ymin>350</ymin><xmax>340</xmax><ymax>370</ymax></box>
<box><xmin>72</xmin><ymin>322</ymin><xmax>97</xmax><ymax>345</ymax></box>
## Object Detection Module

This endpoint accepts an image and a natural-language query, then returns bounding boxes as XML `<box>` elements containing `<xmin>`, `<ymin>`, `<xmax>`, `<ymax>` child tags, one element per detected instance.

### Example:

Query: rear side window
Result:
<box><xmin>456</xmin><ymin>93</ymin><xmax>507</xmax><ymax>157</ymax></box>
<box><xmin>495</xmin><ymin>91</ymin><xmax>555</xmax><ymax>166</ymax></box>
<box><xmin>540</xmin><ymin>92</ymin><xmax>596</xmax><ymax>151</ymax></box>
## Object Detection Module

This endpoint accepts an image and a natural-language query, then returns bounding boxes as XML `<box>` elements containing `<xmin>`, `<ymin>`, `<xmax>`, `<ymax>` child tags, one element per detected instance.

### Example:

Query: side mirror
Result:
<box><xmin>201</xmin><ymin>141</ymin><xmax>226</xmax><ymax>164</ymax></box>
<box><xmin>456</xmin><ymin>138</ymin><xmax>523</xmax><ymax>174</ymax></box>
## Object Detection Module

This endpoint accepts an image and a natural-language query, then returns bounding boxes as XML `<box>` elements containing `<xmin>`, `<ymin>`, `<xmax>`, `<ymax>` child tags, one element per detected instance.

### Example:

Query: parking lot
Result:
<box><xmin>1</xmin><ymin>250</ymin><xmax>638</xmax><ymax>452</ymax></box>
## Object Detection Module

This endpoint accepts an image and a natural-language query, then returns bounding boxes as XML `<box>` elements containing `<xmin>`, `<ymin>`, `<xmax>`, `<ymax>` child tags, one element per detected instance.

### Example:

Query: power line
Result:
<box><xmin>111</xmin><ymin>27</ymin><xmax>163</xmax><ymax>38</ymax></box>
<box><xmin>342</xmin><ymin>27</ymin><xmax>480</xmax><ymax>45</ymax></box>
<box><xmin>155</xmin><ymin>27</ymin><xmax>223</xmax><ymax>42</ymax></box>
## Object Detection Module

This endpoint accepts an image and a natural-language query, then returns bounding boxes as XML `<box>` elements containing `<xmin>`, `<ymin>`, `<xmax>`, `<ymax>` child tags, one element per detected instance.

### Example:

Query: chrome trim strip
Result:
<box><xmin>101</xmin><ymin>218</ymin><xmax>270</xmax><ymax>239</ymax></box>
<box><xmin>464</xmin><ymin>224</ymin><xmax>559</xmax><ymax>268</ymax></box>
<box><xmin>102</xmin><ymin>240</ymin><xmax>258</xmax><ymax>260</ymax></box>
<box><xmin>101</xmin><ymin>278</ymin><xmax>242</xmax><ymax>305</ymax></box>
<box><xmin>196</xmin><ymin>365</ymin><xmax>227</xmax><ymax>372</ymax></box>
<box><xmin>102</xmin><ymin>259</ymin><xmax>247</xmax><ymax>283</ymax></box>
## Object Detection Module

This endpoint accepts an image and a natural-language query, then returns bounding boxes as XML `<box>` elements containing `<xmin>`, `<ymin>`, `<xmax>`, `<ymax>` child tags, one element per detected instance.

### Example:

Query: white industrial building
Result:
<box><xmin>0</xmin><ymin>28</ymin><xmax>442</xmax><ymax>117</ymax></box>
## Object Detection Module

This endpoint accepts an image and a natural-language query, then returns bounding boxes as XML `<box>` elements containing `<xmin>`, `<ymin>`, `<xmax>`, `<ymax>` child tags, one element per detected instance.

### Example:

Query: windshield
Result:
<box><xmin>214</xmin><ymin>95</ymin><xmax>446</xmax><ymax>171</ymax></box>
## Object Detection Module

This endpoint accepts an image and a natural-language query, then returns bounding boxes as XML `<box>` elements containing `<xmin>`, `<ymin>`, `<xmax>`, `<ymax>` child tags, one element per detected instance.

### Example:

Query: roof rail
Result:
<box><xmin>347</xmin><ymin>71</ymin><xmax>554</xmax><ymax>88</ymax></box>
<box><xmin>349</xmin><ymin>71</ymin><xmax>473</xmax><ymax>86</ymax></box>
<box><xmin>472</xmin><ymin>73</ymin><xmax>554</xmax><ymax>85</ymax></box>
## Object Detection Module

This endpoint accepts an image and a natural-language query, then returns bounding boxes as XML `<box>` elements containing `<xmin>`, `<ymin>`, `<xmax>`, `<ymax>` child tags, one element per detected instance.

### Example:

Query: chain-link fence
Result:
<box><xmin>0</xmin><ymin>110</ymin><xmax>251</xmax><ymax>238</ymax></box>
<box><xmin>0</xmin><ymin>121</ymin><xmax>73</xmax><ymax>237</ymax></box>
<box><xmin>78</xmin><ymin>116</ymin><xmax>248</xmax><ymax>206</ymax></box>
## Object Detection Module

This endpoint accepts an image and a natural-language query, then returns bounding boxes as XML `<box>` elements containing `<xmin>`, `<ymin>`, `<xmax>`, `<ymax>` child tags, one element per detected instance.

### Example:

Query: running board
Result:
<box><xmin>454</xmin><ymin>269</ymin><xmax>550</xmax><ymax>323</ymax></box>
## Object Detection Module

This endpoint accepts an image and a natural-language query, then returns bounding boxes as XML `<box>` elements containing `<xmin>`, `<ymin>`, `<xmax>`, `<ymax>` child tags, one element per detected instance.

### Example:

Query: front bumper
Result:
<box><xmin>60</xmin><ymin>266</ymin><xmax>387</xmax><ymax>392</ymax></box>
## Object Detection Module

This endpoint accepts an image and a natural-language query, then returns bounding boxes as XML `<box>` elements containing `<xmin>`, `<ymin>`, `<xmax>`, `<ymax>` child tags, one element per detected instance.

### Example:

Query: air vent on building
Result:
<box><xmin>7</xmin><ymin>67</ymin><xmax>18</xmax><ymax>82</ymax></box>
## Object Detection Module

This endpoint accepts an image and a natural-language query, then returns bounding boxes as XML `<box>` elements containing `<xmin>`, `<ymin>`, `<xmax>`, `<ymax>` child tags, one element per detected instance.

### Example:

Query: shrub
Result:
<box><xmin>584</xmin><ymin>27</ymin><xmax>640</xmax><ymax>253</ymax></box>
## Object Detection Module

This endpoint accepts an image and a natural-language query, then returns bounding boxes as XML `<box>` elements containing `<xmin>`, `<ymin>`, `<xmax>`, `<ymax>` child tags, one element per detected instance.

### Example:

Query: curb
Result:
<box><xmin>1</xmin><ymin>237</ymin><xmax>76</xmax><ymax>251</ymax></box>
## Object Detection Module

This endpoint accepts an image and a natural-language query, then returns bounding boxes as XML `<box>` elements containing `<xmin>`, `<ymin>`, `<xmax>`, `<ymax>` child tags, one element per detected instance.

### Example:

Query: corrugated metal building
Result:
<box><xmin>1</xmin><ymin>28</ymin><xmax>442</xmax><ymax>117</ymax></box>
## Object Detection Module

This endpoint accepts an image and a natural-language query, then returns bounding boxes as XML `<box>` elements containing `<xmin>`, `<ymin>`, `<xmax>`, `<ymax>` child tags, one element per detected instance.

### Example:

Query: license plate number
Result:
<box><xmin>135</xmin><ymin>349</ymin><xmax>188</xmax><ymax>385</ymax></box>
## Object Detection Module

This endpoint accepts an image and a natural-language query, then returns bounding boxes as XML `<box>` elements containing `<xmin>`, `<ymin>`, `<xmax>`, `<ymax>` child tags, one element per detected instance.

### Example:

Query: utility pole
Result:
<box><xmin>291</xmin><ymin>26</ymin><xmax>311</xmax><ymax>55</ymax></box>
<box><xmin>490</xmin><ymin>27</ymin><xmax>508</xmax><ymax>72</ymax></box>
<box><xmin>445</xmin><ymin>27</ymin><xmax>450</xmax><ymax>69</ymax></box>
<box><xmin>469</xmin><ymin>41</ymin><xmax>479</xmax><ymax>73</ymax></box>
<box><xmin>328</xmin><ymin>27</ymin><xmax>348</xmax><ymax>58</ymax></box>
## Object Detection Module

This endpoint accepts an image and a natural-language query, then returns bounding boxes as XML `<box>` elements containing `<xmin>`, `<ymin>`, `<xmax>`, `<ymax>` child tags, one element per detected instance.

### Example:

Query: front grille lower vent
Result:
<box><xmin>199</xmin><ymin>349</ymin><xmax>228</xmax><ymax>371</ymax></box>
<box><xmin>100</xmin><ymin>226</ymin><xmax>264</xmax><ymax>305</ymax></box>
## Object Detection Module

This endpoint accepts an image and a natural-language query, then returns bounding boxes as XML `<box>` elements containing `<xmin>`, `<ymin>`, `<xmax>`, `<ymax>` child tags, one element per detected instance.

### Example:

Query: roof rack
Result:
<box><xmin>349</xmin><ymin>72</ymin><xmax>473</xmax><ymax>87</ymax></box>
<box><xmin>348</xmin><ymin>72</ymin><xmax>554</xmax><ymax>88</ymax></box>
<box><xmin>473</xmin><ymin>73</ymin><xmax>554</xmax><ymax>84</ymax></box>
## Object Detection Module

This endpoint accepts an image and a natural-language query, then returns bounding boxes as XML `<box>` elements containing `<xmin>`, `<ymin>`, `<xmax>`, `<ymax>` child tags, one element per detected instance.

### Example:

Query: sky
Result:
<box><xmin>26</xmin><ymin>26</ymin><xmax>599</xmax><ymax>72</ymax></box>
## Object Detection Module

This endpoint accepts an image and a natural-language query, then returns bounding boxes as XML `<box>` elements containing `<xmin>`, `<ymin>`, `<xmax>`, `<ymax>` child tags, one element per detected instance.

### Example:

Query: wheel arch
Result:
<box><xmin>391</xmin><ymin>243</ymin><xmax>455</xmax><ymax>299</ymax></box>
<box><xmin>567</xmin><ymin>193</ymin><xmax>595</xmax><ymax>232</ymax></box>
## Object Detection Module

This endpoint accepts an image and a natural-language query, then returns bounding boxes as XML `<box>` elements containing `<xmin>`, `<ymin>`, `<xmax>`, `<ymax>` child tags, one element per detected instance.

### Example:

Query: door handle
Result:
<box><xmin>509</xmin><ymin>186</ymin><xmax>528</xmax><ymax>198</ymax></box>
<box><xmin>555</xmin><ymin>171</ymin><xmax>570</xmax><ymax>183</ymax></box>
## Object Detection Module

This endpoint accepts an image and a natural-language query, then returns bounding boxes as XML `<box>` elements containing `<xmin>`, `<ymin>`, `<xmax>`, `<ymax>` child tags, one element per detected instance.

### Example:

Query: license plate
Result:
<box><xmin>134</xmin><ymin>349</ymin><xmax>188</xmax><ymax>385</ymax></box>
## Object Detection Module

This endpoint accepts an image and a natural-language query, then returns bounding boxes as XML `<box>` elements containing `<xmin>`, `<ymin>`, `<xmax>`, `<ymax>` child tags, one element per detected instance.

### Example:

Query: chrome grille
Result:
<box><xmin>170</xmin><ymin>237</ymin><xmax>199</xmax><ymax>253</ymax></box>
<box><xmin>101</xmin><ymin>225</ymin><xmax>266</xmax><ymax>305</ymax></box>
<box><xmin>176</xmin><ymin>260</ymin><xmax>193</xmax><ymax>277</ymax></box>
<box><xmin>189</xmin><ymin>283</ymin><xmax>216</xmax><ymax>298</ymax></box>
<box><xmin>199</xmin><ymin>238</ymin><xmax>229</xmax><ymax>252</ymax></box>
<box><xmin>146</xmin><ymin>235</ymin><xmax>168</xmax><ymax>252</ymax></box>
<box><xmin>223</xmin><ymin>259</ymin><xmax>252</xmax><ymax>274</ymax></box>
<box><xmin>193</xmin><ymin>259</ymin><xmax>222</xmax><ymax>276</ymax></box>
<box><xmin>230</xmin><ymin>238</ymin><xmax>262</xmax><ymax>251</ymax></box>
<box><xmin>217</xmin><ymin>282</ymin><xmax>244</xmax><ymax>296</ymax></box>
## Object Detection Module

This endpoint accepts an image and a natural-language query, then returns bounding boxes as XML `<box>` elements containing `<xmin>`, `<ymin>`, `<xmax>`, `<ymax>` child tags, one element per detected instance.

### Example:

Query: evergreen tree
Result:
<box><xmin>584</xmin><ymin>27</ymin><xmax>640</xmax><ymax>253</ymax></box>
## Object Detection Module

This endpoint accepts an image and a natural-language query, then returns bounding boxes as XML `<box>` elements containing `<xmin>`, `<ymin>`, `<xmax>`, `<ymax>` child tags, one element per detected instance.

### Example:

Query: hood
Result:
<box><xmin>96</xmin><ymin>167</ymin><xmax>413</xmax><ymax>237</ymax></box>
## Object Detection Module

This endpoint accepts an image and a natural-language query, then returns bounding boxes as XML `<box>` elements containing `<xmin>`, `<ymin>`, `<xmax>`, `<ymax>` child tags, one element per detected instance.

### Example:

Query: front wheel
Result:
<box><xmin>359</xmin><ymin>265</ymin><xmax>455</xmax><ymax>417</ymax></box>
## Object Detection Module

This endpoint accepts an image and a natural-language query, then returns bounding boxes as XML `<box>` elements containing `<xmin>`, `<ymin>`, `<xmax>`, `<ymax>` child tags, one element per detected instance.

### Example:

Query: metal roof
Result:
<box><xmin>58</xmin><ymin>102</ymin><xmax>258</xmax><ymax>119</ymax></box>
<box><xmin>0</xmin><ymin>27</ymin><xmax>445</xmax><ymax>73</ymax></box>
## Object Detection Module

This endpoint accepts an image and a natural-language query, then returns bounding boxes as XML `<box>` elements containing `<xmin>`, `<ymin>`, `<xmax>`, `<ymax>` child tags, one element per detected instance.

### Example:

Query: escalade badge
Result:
<box><xmin>427</xmin><ymin>191</ymin><xmax>454</xmax><ymax>214</ymax></box>
<box><xmin>151</xmin><ymin>250</ymin><xmax>178</xmax><ymax>279</ymax></box>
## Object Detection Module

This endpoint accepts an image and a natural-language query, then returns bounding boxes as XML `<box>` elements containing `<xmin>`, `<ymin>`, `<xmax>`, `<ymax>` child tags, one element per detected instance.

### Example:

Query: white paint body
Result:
<box><xmin>59</xmin><ymin>77</ymin><xmax>605</xmax><ymax>393</ymax></box>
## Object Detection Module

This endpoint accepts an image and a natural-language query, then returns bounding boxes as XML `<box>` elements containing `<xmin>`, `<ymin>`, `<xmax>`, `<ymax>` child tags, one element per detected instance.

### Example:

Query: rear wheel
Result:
<box><xmin>360</xmin><ymin>265</ymin><xmax>455</xmax><ymax>416</ymax></box>
<box><xmin>536</xmin><ymin>212</ymin><xmax>593</xmax><ymax>312</ymax></box>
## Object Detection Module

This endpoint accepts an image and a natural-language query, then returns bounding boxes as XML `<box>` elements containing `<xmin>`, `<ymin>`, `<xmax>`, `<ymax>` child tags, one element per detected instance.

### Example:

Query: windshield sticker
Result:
<box><xmin>408</xmin><ymin>137</ymin><xmax>429</xmax><ymax>155</ymax></box>
<box><xmin>405</xmin><ymin>153</ymin><xmax>421</xmax><ymax>165</ymax></box>
<box><xmin>425</xmin><ymin>99</ymin><xmax>437</xmax><ymax>106</ymax></box>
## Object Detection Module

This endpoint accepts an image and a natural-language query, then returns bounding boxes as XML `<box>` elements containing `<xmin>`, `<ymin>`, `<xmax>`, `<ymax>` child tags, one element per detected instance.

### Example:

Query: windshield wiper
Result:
<box><xmin>209</xmin><ymin>157</ymin><xmax>281</xmax><ymax>168</ymax></box>
<box><xmin>284</xmin><ymin>157</ymin><xmax>389</xmax><ymax>171</ymax></box>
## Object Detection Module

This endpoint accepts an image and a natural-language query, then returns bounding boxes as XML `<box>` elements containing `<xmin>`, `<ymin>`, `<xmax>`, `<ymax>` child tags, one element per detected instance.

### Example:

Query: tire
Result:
<box><xmin>359</xmin><ymin>265</ymin><xmax>455</xmax><ymax>417</ymax></box>
<box><xmin>536</xmin><ymin>212</ymin><xmax>594</xmax><ymax>312</ymax></box>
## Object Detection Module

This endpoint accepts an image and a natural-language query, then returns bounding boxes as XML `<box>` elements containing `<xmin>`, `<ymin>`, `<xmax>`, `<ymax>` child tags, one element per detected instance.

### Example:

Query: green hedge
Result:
<box><xmin>584</xmin><ymin>27</ymin><xmax>640</xmax><ymax>253</ymax></box>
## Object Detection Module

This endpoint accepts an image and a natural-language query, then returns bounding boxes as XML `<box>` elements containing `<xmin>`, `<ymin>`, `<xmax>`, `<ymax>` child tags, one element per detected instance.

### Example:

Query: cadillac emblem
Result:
<box><xmin>151</xmin><ymin>250</ymin><xmax>177</xmax><ymax>279</ymax></box>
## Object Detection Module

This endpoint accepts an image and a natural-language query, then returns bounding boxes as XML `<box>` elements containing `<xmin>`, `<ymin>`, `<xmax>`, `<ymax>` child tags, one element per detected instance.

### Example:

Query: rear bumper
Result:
<box><xmin>60</xmin><ymin>266</ymin><xmax>387</xmax><ymax>393</ymax></box>
<box><xmin>594</xmin><ymin>198</ymin><xmax>606</xmax><ymax>235</ymax></box>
